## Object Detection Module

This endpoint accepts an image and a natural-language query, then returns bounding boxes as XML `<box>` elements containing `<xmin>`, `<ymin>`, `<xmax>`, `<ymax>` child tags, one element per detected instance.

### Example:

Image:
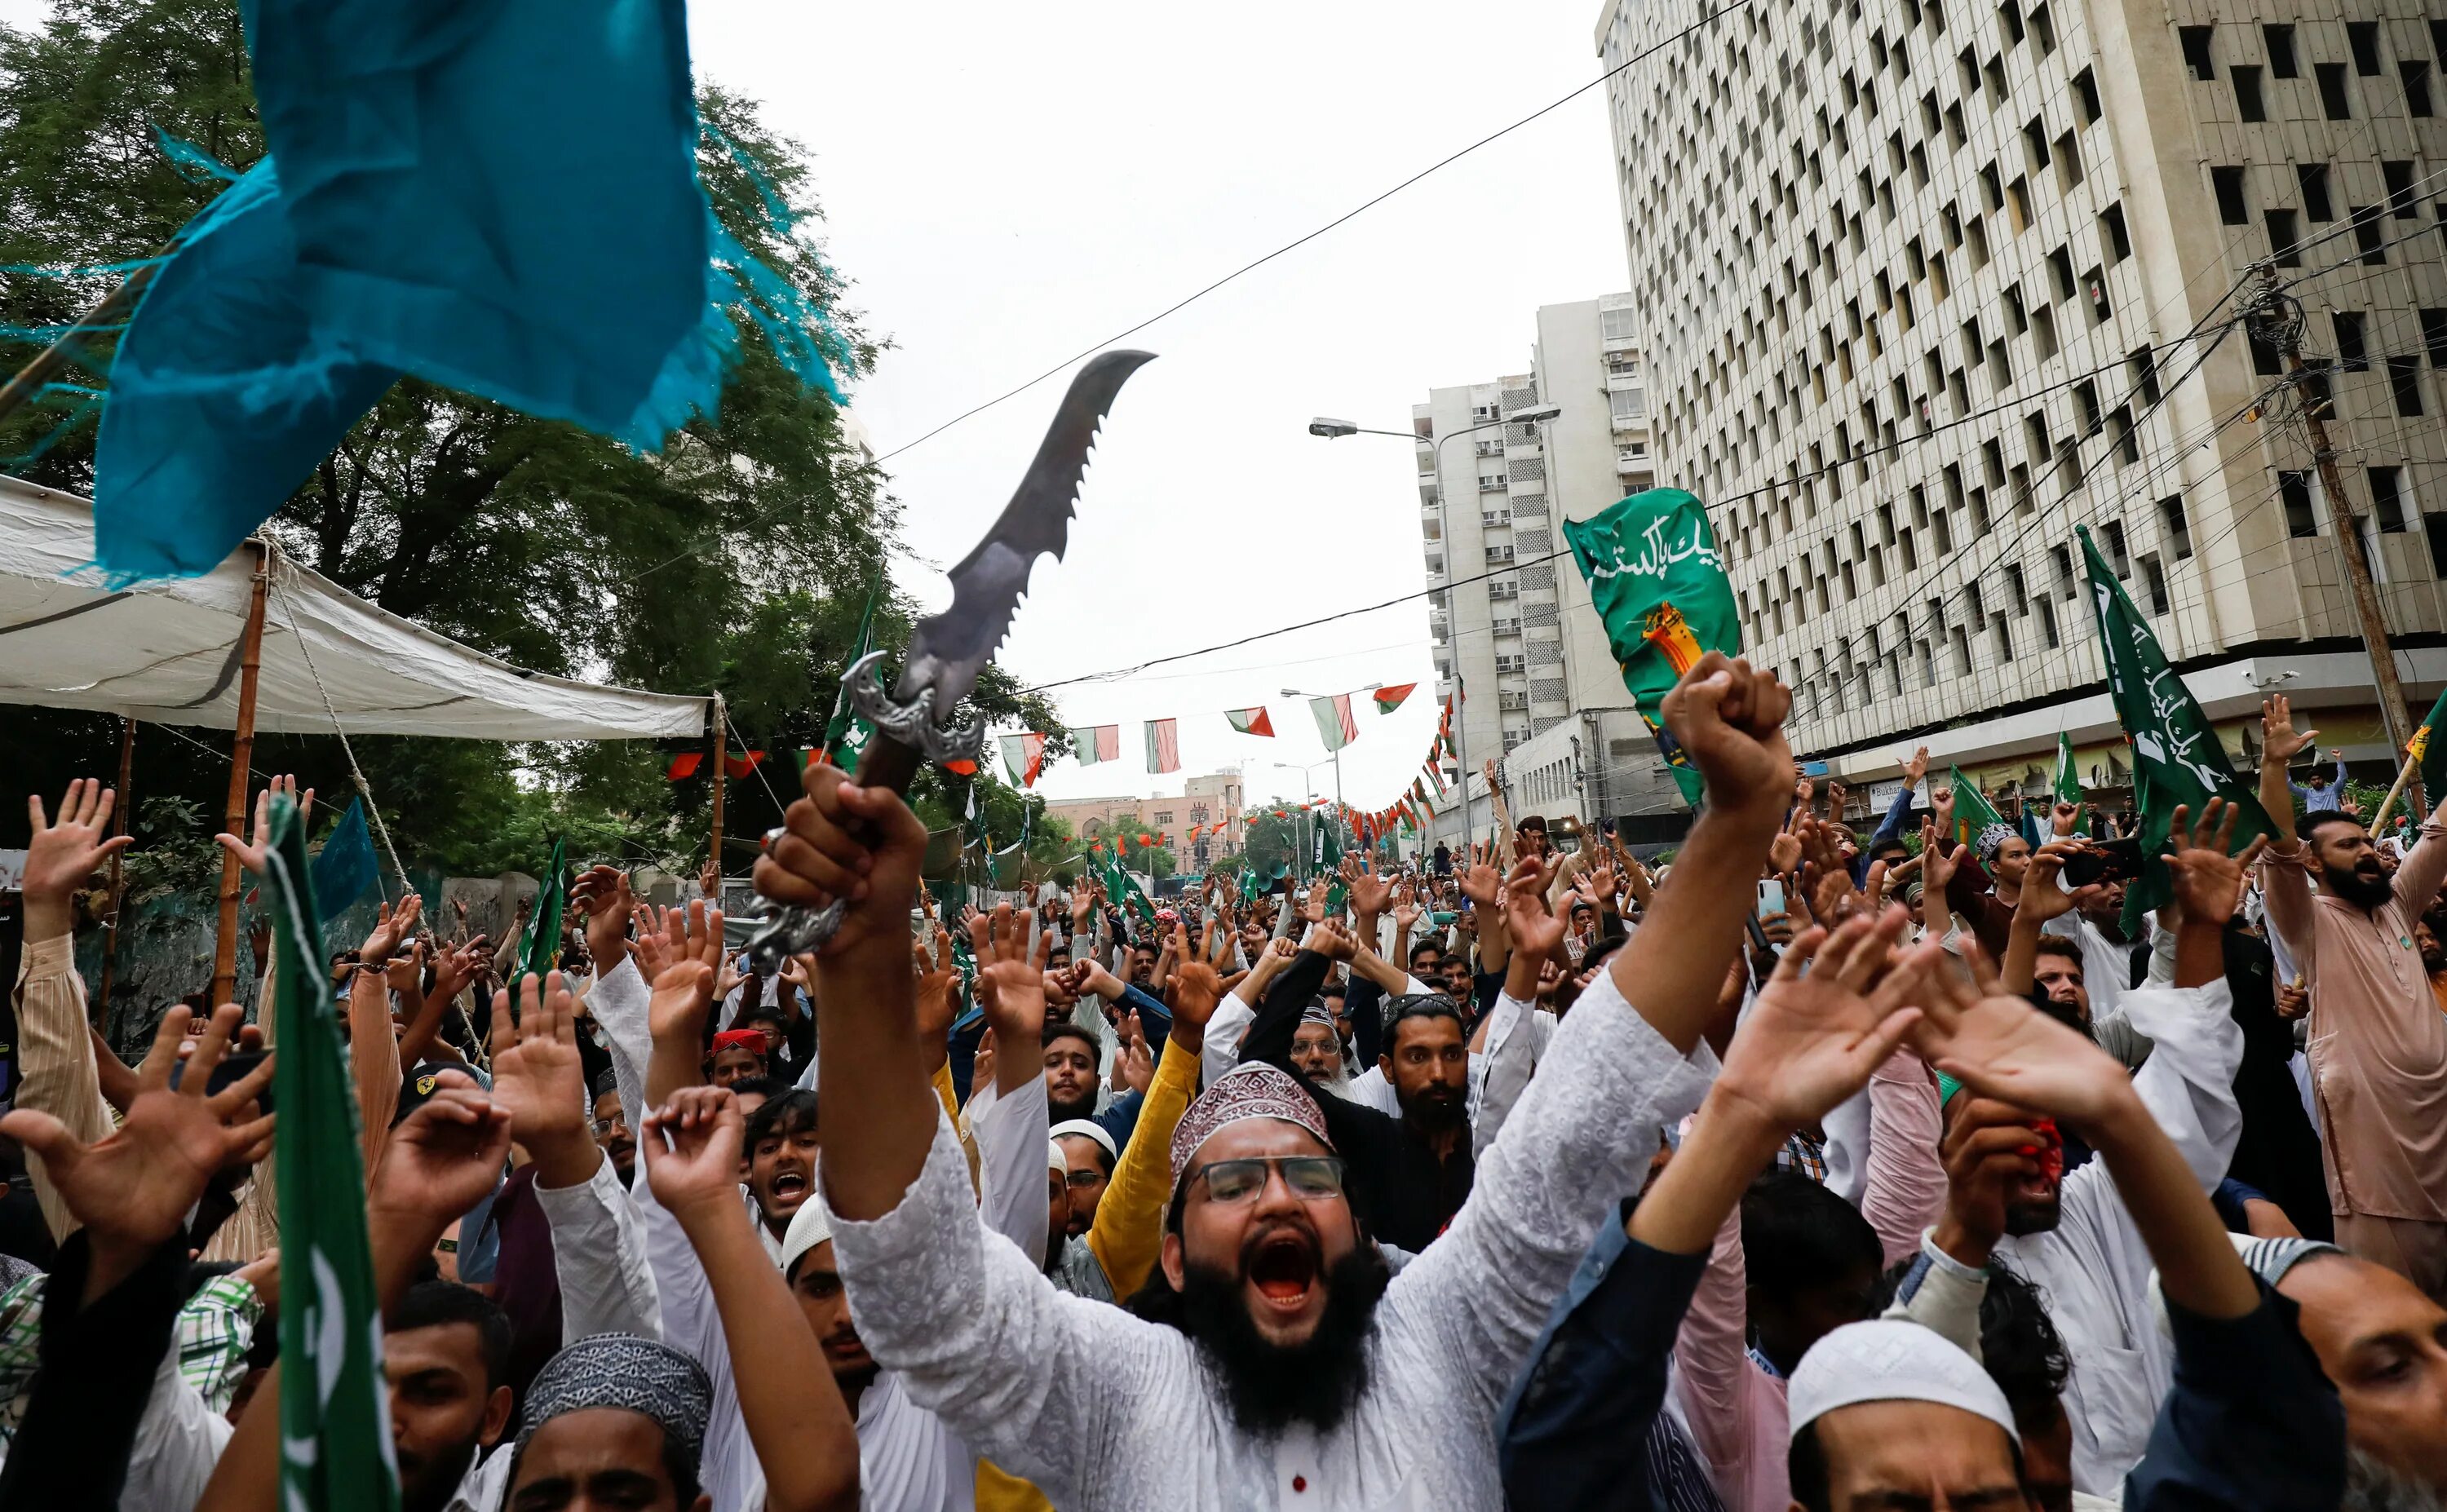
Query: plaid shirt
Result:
<box><xmin>0</xmin><ymin>1269</ymin><xmax>263</xmax><ymax>1444</ymax></box>
<box><xmin>1777</xmin><ymin>1127</ymin><xmax>1830</xmax><ymax>1184</ymax></box>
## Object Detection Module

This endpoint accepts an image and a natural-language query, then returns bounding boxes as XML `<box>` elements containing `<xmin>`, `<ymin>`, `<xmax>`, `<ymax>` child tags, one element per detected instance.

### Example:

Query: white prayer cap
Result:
<box><xmin>781</xmin><ymin>1192</ymin><xmax>834</xmax><ymax>1278</ymax></box>
<box><xmin>1787</xmin><ymin>1320</ymin><xmax>2020</xmax><ymax>1447</ymax></box>
<box><xmin>1050</xmin><ymin>1118</ymin><xmax>1118</xmax><ymax>1163</ymax></box>
<box><xmin>1048</xmin><ymin>1139</ymin><xmax>1069</xmax><ymax>1174</ymax></box>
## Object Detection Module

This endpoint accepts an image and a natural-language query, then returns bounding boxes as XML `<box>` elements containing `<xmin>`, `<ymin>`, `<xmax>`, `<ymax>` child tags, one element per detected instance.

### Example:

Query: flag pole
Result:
<box><xmin>95</xmin><ymin>714</ymin><xmax>135</xmax><ymax>1023</ymax></box>
<box><xmin>2371</xmin><ymin>749</ymin><xmax>2421</xmax><ymax>833</ymax></box>
<box><xmin>209</xmin><ymin>542</ymin><xmax>270</xmax><ymax>1007</ymax></box>
<box><xmin>708</xmin><ymin>692</ymin><xmax>727</xmax><ymax>890</ymax></box>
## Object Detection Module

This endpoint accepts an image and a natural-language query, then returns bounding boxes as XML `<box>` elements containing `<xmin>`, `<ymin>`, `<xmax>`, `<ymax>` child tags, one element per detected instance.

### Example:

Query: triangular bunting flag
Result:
<box><xmin>1372</xmin><ymin>683</ymin><xmax>1417</xmax><ymax>715</ymax></box>
<box><xmin>1225</xmin><ymin>707</ymin><xmax>1275</xmax><ymax>738</ymax></box>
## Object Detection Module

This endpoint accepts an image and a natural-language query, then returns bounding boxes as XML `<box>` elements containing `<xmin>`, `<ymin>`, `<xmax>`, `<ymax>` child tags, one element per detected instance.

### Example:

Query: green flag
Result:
<box><xmin>2053</xmin><ymin>732</ymin><xmax>2082</xmax><ymax>807</ymax></box>
<box><xmin>1562</xmin><ymin>487</ymin><xmax>1740</xmax><ymax>805</ymax></box>
<box><xmin>261</xmin><ymin>796</ymin><xmax>400</xmax><ymax>1512</ymax></box>
<box><xmin>513</xmin><ymin>836</ymin><xmax>569</xmax><ymax>1019</ymax></box>
<box><xmin>2077</xmin><ymin>525</ymin><xmax>2272</xmax><ymax>929</ymax></box>
<box><xmin>824</xmin><ymin>589</ymin><xmax>882</xmax><ymax>777</ymax></box>
<box><xmin>1942</xmin><ymin>765</ymin><xmax>2007</xmax><ymax>852</ymax></box>
<box><xmin>2411</xmin><ymin>686</ymin><xmax>2447</xmax><ymax>799</ymax></box>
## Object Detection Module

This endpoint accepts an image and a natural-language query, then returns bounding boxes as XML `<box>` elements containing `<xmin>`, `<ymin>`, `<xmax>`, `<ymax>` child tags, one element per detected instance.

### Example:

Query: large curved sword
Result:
<box><xmin>746</xmin><ymin>349</ymin><xmax>1155</xmax><ymax>965</ymax></box>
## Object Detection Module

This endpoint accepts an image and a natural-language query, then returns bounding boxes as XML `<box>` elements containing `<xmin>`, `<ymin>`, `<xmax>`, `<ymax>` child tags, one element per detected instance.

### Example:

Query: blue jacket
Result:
<box><xmin>2124</xmin><ymin>1282</ymin><xmax>2344</xmax><ymax>1510</ymax></box>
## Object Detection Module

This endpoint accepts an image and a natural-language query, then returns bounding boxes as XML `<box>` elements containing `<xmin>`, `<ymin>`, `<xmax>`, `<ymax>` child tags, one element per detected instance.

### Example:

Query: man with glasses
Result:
<box><xmin>774</xmin><ymin>652</ymin><xmax>1790</xmax><ymax>1510</ymax></box>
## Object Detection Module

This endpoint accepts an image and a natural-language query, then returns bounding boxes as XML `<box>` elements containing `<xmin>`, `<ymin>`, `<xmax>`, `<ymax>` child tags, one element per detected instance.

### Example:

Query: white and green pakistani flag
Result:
<box><xmin>2053</xmin><ymin>731</ymin><xmax>2081</xmax><ymax>806</ymax></box>
<box><xmin>262</xmin><ymin>796</ymin><xmax>399</xmax><ymax>1512</ymax></box>
<box><xmin>2078</xmin><ymin>526</ymin><xmax>2271</xmax><ymax>930</ymax></box>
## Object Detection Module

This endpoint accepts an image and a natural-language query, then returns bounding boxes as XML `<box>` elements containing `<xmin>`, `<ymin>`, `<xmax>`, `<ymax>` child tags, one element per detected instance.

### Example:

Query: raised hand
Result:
<box><xmin>569</xmin><ymin>864</ymin><xmax>636</xmax><ymax>976</ymax></box>
<box><xmin>1931</xmin><ymin>784</ymin><xmax>1956</xmax><ymax>839</ymax></box>
<box><xmin>1115</xmin><ymin>1013</ymin><xmax>1153</xmax><ymax>1095</ymax></box>
<box><xmin>0</xmin><ymin>1003</ymin><xmax>273</xmax><ymax>1252</ymax></box>
<box><xmin>1501</xmin><ymin>856</ymin><xmax>1566</xmax><ymax>962</ymax></box>
<box><xmin>2259</xmin><ymin>694</ymin><xmax>2317</xmax><ymax>766</ymax></box>
<box><xmin>1768</xmin><ymin>828</ymin><xmax>1803</xmax><ymax>876</ymax></box>
<box><xmin>360</xmin><ymin>893</ymin><xmax>423</xmax><ymax>968</ymax></box>
<box><xmin>427</xmin><ymin>935</ymin><xmax>490</xmax><ymax>1006</ymax></box>
<box><xmin>24</xmin><ymin>779</ymin><xmax>136</xmax><ymax>939</ymax></box>
<box><xmin>1458</xmin><ymin>843</ymin><xmax>1503</xmax><ymax>908</ymax></box>
<box><xmin>2162</xmin><ymin>799</ymin><xmax>2268</xmax><ymax>929</ymax></box>
<box><xmin>1901</xmin><ymin>744</ymin><xmax>1931</xmax><ymax>791</ymax></box>
<box><xmin>1917</xmin><ymin>819</ymin><xmax>1962</xmax><ymax>893</ymax></box>
<box><xmin>210</xmin><ymin>775</ymin><xmax>311</xmax><ymax>879</ymax></box>
<box><xmin>1302</xmin><ymin>878</ymin><xmax>1330</xmax><ymax>925</ymax></box>
<box><xmin>490</xmin><ymin>971</ymin><xmax>596</xmax><ymax>1181</ymax></box>
<box><xmin>369</xmin><ymin>1068</ymin><xmax>511</xmax><ymax>1229</ymax></box>
<box><xmin>2049</xmin><ymin>801</ymin><xmax>2082</xmax><ymax>838</ymax></box>
<box><xmin>913</xmin><ymin>938</ymin><xmax>961</xmax><ymax>1043</ymax></box>
<box><xmin>1659</xmin><ymin>653</ymin><xmax>1795</xmax><ymax>819</ymax></box>
<box><xmin>1345</xmin><ymin>858</ymin><xmax>1393</xmax><ymax>918</ymax></box>
<box><xmin>1308</xmin><ymin>918</ymin><xmax>1358</xmax><ymax>962</ymax></box>
<box><xmin>1170</xmin><ymin>952</ymin><xmax>1225</xmax><ymax>1038</ymax></box>
<box><xmin>383</xmin><ymin>939</ymin><xmax>427</xmax><ymax>996</ymax></box>
<box><xmin>2015</xmin><ymin>841</ymin><xmax>2098</xmax><ymax>926</ymax></box>
<box><xmin>752</xmin><ymin>762</ymin><xmax>931</xmax><ymax>958</ymax></box>
<box><xmin>1910</xmin><ymin>941</ymin><xmax>2130</xmax><ymax>1127</ymax></box>
<box><xmin>1710</xmin><ymin>908</ymin><xmax>1926</xmax><ymax>1130</ymax></box>
<box><xmin>643</xmin><ymin>1084</ymin><xmax>746</xmax><ymax>1220</ymax></box>
<box><xmin>968</xmin><ymin>901</ymin><xmax>1051</xmax><ymax>1050</ymax></box>
<box><xmin>639</xmin><ymin>899</ymin><xmax>724</xmax><ymax>1046</ymax></box>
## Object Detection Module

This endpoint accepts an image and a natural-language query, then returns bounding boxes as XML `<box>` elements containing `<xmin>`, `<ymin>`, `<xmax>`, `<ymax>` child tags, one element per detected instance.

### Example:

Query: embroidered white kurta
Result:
<box><xmin>830</xmin><ymin>966</ymin><xmax>1716</xmax><ymax>1511</ymax></box>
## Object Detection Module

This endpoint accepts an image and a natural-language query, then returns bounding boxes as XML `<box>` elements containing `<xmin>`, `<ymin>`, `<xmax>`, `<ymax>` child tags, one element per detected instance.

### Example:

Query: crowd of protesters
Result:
<box><xmin>0</xmin><ymin>658</ymin><xmax>2441</xmax><ymax>1511</ymax></box>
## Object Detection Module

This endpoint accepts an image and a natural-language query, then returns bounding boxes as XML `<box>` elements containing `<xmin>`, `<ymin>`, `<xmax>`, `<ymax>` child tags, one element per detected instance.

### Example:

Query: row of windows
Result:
<box><xmin>2180</xmin><ymin>19</ymin><xmax>2447</xmax><ymax>124</ymax></box>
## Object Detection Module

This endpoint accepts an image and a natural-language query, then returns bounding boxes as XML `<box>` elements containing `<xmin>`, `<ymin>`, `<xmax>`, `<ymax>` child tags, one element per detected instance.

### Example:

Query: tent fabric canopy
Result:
<box><xmin>0</xmin><ymin>476</ymin><xmax>708</xmax><ymax>741</ymax></box>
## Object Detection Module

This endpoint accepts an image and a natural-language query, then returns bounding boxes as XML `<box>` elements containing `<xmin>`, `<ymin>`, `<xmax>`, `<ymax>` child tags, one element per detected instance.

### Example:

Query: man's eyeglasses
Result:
<box><xmin>1063</xmin><ymin>1169</ymin><xmax>1106</xmax><ymax>1190</ymax></box>
<box><xmin>1188</xmin><ymin>1155</ymin><xmax>1348</xmax><ymax>1205</ymax></box>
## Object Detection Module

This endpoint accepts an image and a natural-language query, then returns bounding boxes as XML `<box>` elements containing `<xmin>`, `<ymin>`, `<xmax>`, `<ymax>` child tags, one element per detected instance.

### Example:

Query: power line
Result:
<box><xmin>870</xmin><ymin>0</ymin><xmax>1758</xmax><ymax>468</ymax></box>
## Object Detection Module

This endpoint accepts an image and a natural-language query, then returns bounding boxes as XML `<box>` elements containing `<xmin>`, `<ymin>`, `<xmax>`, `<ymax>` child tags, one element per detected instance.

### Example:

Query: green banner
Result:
<box><xmin>2412</xmin><ymin>685</ymin><xmax>2447</xmax><ymax>800</ymax></box>
<box><xmin>2077</xmin><ymin>525</ymin><xmax>2272</xmax><ymax>928</ymax></box>
<box><xmin>262</xmin><ymin>796</ymin><xmax>399</xmax><ymax>1512</ymax></box>
<box><xmin>1946</xmin><ymin>765</ymin><xmax>2008</xmax><ymax>852</ymax></box>
<box><xmin>2053</xmin><ymin>732</ymin><xmax>2081</xmax><ymax>806</ymax></box>
<box><xmin>1562</xmin><ymin>487</ymin><xmax>1740</xmax><ymax>805</ymax></box>
<box><xmin>824</xmin><ymin>588</ymin><xmax>882</xmax><ymax>777</ymax></box>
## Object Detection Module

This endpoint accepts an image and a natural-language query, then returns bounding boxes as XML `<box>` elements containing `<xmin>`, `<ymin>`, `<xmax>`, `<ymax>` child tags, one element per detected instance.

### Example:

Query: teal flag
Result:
<box><xmin>262</xmin><ymin>795</ymin><xmax>399</xmax><ymax>1512</ymax></box>
<box><xmin>2078</xmin><ymin>526</ymin><xmax>2272</xmax><ymax>929</ymax></box>
<box><xmin>310</xmin><ymin>796</ymin><xmax>378</xmax><ymax>916</ymax></box>
<box><xmin>1563</xmin><ymin>487</ymin><xmax>1740</xmax><ymax>805</ymax></box>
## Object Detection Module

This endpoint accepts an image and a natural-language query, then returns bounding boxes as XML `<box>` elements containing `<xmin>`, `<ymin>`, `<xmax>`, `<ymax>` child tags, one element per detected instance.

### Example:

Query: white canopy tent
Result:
<box><xmin>0</xmin><ymin>475</ymin><xmax>710</xmax><ymax>739</ymax></box>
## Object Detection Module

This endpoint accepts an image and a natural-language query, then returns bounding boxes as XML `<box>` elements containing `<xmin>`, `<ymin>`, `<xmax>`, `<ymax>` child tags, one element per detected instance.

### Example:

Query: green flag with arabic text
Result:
<box><xmin>1563</xmin><ymin>487</ymin><xmax>1740</xmax><ymax>805</ymax></box>
<box><xmin>263</xmin><ymin>796</ymin><xmax>400</xmax><ymax>1512</ymax></box>
<box><xmin>2078</xmin><ymin>525</ymin><xmax>2272</xmax><ymax>930</ymax></box>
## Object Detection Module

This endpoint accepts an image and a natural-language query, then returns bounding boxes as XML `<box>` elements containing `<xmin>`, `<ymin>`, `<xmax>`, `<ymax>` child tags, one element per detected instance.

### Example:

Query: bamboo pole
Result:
<box><xmin>94</xmin><ymin>715</ymin><xmax>135</xmax><ymax>1023</ymax></box>
<box><xmin>2370</xmin><ymin>749</ymin><xmax>2420</xmax><ymax>834</ymax></box>
<box><xmin>708</xmin><ymin>692</ymin><xmax>726</xmax><ymax>893</ymax></box>
<box><xmin>0</xmin><ymin>263</ymin><xmax>157</xmax><ymax>427</ymax></box>
<box><xmin>209</xmin><ymin>545</ymin><xmax>270</xmax><ymax>1006</ymax></box>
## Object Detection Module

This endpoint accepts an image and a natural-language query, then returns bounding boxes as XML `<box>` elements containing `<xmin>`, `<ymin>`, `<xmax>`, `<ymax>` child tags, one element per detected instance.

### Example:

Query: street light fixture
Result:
<box><xmin>1308</xmin><ymin>402</ymin><xmax>1567</xmax><ymax>842</ymax></box>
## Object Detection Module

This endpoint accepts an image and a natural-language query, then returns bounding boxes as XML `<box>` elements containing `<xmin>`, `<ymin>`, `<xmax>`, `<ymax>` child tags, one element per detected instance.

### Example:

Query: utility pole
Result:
<box><xmin>2253</xmin><ymin>267</ymin><xmax>2418</xmax><ymax>789</ymax></box>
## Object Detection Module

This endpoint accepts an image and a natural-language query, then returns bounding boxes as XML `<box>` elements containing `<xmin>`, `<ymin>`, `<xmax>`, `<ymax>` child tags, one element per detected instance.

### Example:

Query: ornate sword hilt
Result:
<box><xmin>745</xmin><ymin>652</ymin><xmax>985</xmax><ymax>968</ymax></box>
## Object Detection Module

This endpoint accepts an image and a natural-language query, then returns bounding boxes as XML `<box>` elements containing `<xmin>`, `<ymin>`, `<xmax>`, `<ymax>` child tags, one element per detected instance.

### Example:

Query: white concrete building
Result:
<box><xmin>1415</xmin><ymin>295</ymin><xmax>1675</xmax><ymax>842</ymax></box>
<box><xmin>1595</xmin><ymin>0</ymin><xmax>2447</xmax><ymax>798</ymax></box>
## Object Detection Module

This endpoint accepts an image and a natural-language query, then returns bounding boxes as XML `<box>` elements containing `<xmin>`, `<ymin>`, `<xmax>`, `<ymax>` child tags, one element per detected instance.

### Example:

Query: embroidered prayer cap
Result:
<box><xmin>1050</xmin><ymin>1118</ymin><xmax>1118</xmax><ymax>1163</ymax></box>
<box><xmin>1787</xmin><ymin>1320</ymin><xmax>2019</xmax><ymax>1448</ymax></box>
<box><xmin>1170</xmin><ymin>1062</ymin><xmax>1333</xmax><ymax>1187</ymax></box>
<box><xmin>781</xmin><ymin>1196</ymin><xmax>834</xmax><ymax>1280</ymax></box>
<box><xmin>591</xmin><ymin>1069</ymin><xmax>619</xmax><ymax>1103</ymax></box>
<box><xmin>516</xmin><ymin>1334</ymin><xmax>714</xmax><ymax>1479</ymax></box>
<box><xmin>1299</xmin><ymin>1003</ymin><xmax>1339</xmax><ymax>1032</ymax></box>
<box><xmin>1975</xmin><ymin>824</ymin><xmax>2020</xmax><ymax>864</ymax></box>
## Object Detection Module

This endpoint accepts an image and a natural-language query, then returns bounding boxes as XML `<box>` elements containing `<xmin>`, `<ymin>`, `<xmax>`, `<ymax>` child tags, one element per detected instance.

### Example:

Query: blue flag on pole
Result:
<box><xmin>309</xmin><ymin>797</ymin><xmax>378</xmax><ymax>917</ymax></box>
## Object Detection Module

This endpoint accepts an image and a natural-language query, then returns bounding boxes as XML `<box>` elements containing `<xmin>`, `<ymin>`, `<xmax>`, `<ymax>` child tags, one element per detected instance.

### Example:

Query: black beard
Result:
<box><xmin>1400</xmin><ymin>1088</ymin><xmax>1467</xmax><ymax>1132</ymax></box>
<box><xmin>1136</xmin><ymin>1247</ymin><xmax>1387</xmax><ymax>1436</ymax></box>
<box><xmin>1049</xmin><ymin>1090</ymin><xmax>1098</xmax><ymax>1125</ymax></box>
<box><xmin>400</xmin><ymin>1435</ymin><xmax>483</xmax><ymax>1512</ymax></box>
<box><xmin>2325</xmin><ymin>865</ymin><xmax>2396</xmax><ymax>909</ymax></box>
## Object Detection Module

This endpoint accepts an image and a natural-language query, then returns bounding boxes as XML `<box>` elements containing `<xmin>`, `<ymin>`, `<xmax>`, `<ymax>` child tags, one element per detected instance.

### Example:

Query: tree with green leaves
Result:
<box><xmin>0</xmin><ymin>0</ymin><xmax>1061</xmax><ymax>877</ymax></box>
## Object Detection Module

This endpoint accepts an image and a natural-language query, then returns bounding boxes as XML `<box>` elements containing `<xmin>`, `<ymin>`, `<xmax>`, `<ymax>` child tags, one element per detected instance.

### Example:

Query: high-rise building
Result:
<box><xmin>1045</xmin><ymin>769</ymin><xmax>1242</xmax><ymax>869</ymax></box>
<box><xmin>1417</xmin><ymin>295</ymin><xmax>1670</xmax><ymax>841</ymax></box>
<box><xmin>1595</xmin><ymin>0</ymin><xmax>2447</xmax><ymax>801</ymax></box>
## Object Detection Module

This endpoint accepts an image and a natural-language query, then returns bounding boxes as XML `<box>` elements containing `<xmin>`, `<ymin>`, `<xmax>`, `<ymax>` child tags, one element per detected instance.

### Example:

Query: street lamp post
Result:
<box><xmin>1310</xmin><ymin>405</ymin><xmax>1560</xmax><ymax>845</ymax></box>
<box><xmin>1268</xmin><ymin>758</ymin><xmax>1334</xmax><ymax>882</ymax></box>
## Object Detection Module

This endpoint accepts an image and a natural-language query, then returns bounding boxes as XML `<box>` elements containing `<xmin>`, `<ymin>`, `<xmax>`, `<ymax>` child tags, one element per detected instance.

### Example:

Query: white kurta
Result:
<box><xmin>1993</xmin><ymin>978</ymin><xmax>2241</xmax><ymax>1497</ymax></box>
<box><xmin>830</xmin><ymin>966</ymin><xmax>1717</xmax><ymax>1511</ymax></box>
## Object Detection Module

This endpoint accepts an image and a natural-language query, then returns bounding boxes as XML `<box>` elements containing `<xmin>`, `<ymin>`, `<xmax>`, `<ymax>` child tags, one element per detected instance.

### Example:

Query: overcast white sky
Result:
<box><xmin>2</xmin><ymin>0</ymin><xmax>1634</xmax><ymax>811</ymax></box>
<box><xmin>688</xmin><ymin>0</ymin><xmax>1631</xmax><ymax>810</ymax></box>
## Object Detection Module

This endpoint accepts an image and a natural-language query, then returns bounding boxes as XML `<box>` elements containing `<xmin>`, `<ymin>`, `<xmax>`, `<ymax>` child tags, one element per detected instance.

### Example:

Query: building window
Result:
<box><xmin>2370</xmin><ymin>466</ymin><xmax>2407</xmax><ymax>533</ymax></box>
<box><xmin>1600</xmin><ymin>307</ymin><xmax>1639</xmax><ymax>341</ymax></box>
<box><xmin>2423</xmin><ymin>308</ymin><xmax>2447</xmax><ymax>368</ymax></box>
<box><xmin>2267</xmin><ymin>208</ymin><xmax>2301</xmax><ymax>267</ymax></box>
<box><xmin>2281</xmin><ymin>471</ymin><xmax>2318</xmax><ymax>537</ymax></box>
<box><xmin>2160</xmin><ymin>495</ymin><xmax>2193</xmax><ymax>558</ymax></box>
<box><xmin>2102</xmin><ymin>519</ymin><xmax>2131</xmax><ymax>577</ymax></box>
<box><xmin>2388</xmin><ymin>356</ymin><xmax>2427</xmax><ymax>417</ymax></box>
<box><xmin>2211</xmin><ymin>166</ymin><xmax>2250</xmax><ymax>225</ymax></box>
<box><xmin>2352</xmin><ymin>206</ymin><xmax>2387</xmax><ymax>265</ymax></box>
<box><xmin>2386</xmin><ymin>161</ymin><xmax>2419</xmax><ymax>219</ymax></box>
<box><xmin>2073</xmin><ymin>66</ymin><xmax>2100</xmax><ymax>122</ymax></box>
<box><xmin>2298</xmin><ymin>163</ymin><xmax>2334</xmax><ymax>222</ymax></box>
<box><xmin>2347</xmin><ymin>20</ymin><xmax>2380</xmax><ymax>76</ymax></box>
<box><xmin>2141</xmin><ymin>554</ymin><xmax>2170</xmax><ymax>615</ymax></box>
<box><xmin>2232</xmin><ymin>65</ymin><xmax>2266</xmax><ymax>121</ymax></box>
<box><xmin>2427</xmin><ymin>515</ymin><xmax>2447</xmax><ymax>577</ymax></box>
<box><xmin>1154</xmin><ymin>811</ymin><xmax>1174</xmax><ymax>826</ymax></box>
<box><xmin>2316</xmin><ymin>62</ymin><xmax>2351</xmax><ymax>119</ymax></box>
<box><xmin>2406</xmin><ymin>60</ymin><xmax>2434</xmax><ymax>117</ymax></box>
<box><xmin>2179</xmin><ymin>24</ymin><xmax>2215</xmax><ymax>81</ymax></box>
<box><xmin>2100</xmin><ymin>201</ymin><xmax>2129</xmax><ymax>260</ymax></box>
<box><xmin>2334</xmin><ymin>311</ymin><xmax>2369</xmax><ymax>371</ymax></box>
<box><xmin>2262</xmin><ymin>24</ymin><xmax>2297</xmax><ymax>77</ymax></box>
